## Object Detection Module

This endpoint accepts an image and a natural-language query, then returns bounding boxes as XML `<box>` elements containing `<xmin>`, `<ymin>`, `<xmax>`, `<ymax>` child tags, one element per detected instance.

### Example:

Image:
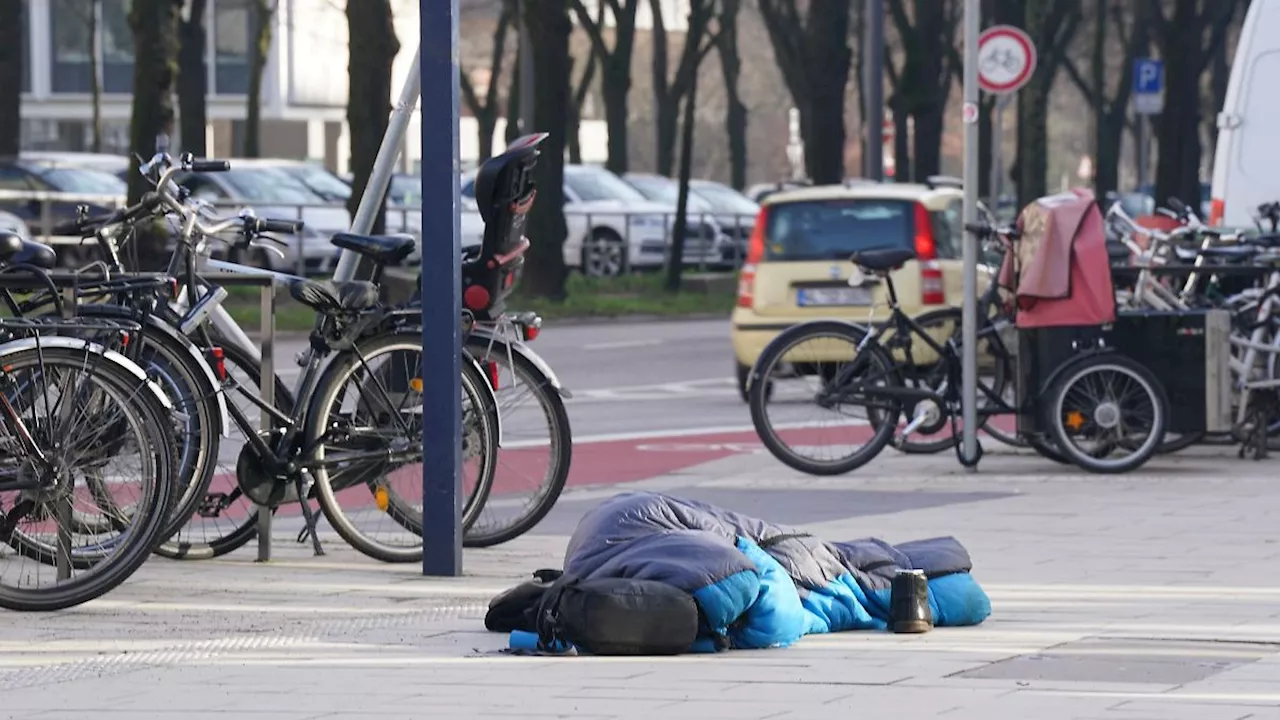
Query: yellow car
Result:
<box><xmin>731</xmin><ymin>180</ymin><xmax>994</xmax><ymax>401</ymax></box>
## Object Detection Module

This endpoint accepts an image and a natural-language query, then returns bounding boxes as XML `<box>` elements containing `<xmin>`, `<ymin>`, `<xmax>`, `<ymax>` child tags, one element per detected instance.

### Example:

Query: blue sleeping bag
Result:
<box><xmin>531</xmin><ymin>491</ymin><xmax>991</xmax><ymax>652</ymax></box>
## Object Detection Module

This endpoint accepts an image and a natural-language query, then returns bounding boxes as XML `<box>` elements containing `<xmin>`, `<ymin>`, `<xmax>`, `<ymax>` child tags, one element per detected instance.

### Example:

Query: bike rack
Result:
<box><xmin>198</xmin><ymin>273</ymin><xmax>279</xmax><ymax>563</ymax></box>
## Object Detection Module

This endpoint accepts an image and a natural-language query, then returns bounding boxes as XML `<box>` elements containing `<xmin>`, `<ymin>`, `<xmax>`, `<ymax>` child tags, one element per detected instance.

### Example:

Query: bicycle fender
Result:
<box><xmin>77</xmin><ymin>304</ymin><xmax>232</xmax><ymax>439</ymax></box>
<box><xmin>381</xmin><ymin>325</ymin><xmax>505</xmax><ymax>448</ymax></box>
<box><xmin>466</xmin><ymin>327</ymin><xmax>570</xmax><ymax>398</ymax></box>
<box><xmin>463</xmin><ymin>348</ymin><xmax>504</xmax><ymax>448</ymax></box>
<box><xmin>1034</xmin><ymin>346</ymin><xmax>1118</xmax><ymax>406</ymax></box>
<box><xmin>0</xmin><ymin>336</ymin><xmax>174</xmax><ymax>413</ymax></box>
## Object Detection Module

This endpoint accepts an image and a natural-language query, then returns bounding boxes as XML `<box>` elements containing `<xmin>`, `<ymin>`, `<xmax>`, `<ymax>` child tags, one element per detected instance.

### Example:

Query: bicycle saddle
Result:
<box><xmin>851</xmin><ymin>247</ymin><xmax>916</xmax><ymax>272</ymax></box>
<box><xmin>330</xmin><ymin>232</ymin><xmax>416</xmax><ymax>266</ymax></box>
<box><xmin>0</xmin><ymin>232</ymin><xmax>57</xmax><ymax>270</ymax></box>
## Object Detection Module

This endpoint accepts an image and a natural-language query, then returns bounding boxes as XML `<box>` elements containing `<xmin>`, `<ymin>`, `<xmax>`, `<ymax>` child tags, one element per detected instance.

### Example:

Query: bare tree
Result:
<box><xmin>570</xmin><ymin>0</ymin><xmax>642</xmax><ymax>174</ymax></box>
<box><xmin>567</xmin><ymin>40</ymin><xmax>599</xmax><ymax>164</ymax></box>
<box><xmin>1060</xmin><ymin>0</ymin><xmax>1147</xmax><ymax>200</ymax></box>
<box><xmin>1013</xmin><ymin>0</ymin><xmax>1081</xmax><ymax>209</ymax></box>
<box><xmin>716</xmin><ymin>0</ymin><xmax>747</xmax><ymax>189</ymax></box>
<box><xmin>460</xmin><ymin>0</ymin><xmax>514</xmax><ymax>162</ymax></box>
<box><xmin>885</xmin><ymin>0</ymin><xmax>961</xmax><ymax>182</ymax></box>
<box><xmin>346</xmin><ymin>0</ymin><xmax>400</xmax><ymax>235</ymax></box>
<box><xmin>652</xmin><ymin>0</ymin><xmax>719</xmax><ymax>177</ymax></box>
<box><xmin>243</xmin><ymin>0</ymin><xmax>278</xmax><ymax>157</ymax></box>
<box><xmin>756</xmin><ymin>0</ymin><xmax>854</xmax><ymax>184</ymax></box>
<box><xmin>1147</xmin><ymin>0</ymin><xmax>1239</xmax><ymax>207</ymax></box>
<box><xmin>521</xmin><ymin>0</ymin><xmax>572</xmax><ymax>300</ymax></box>
<box><xmin>126</xmin><ymin>0</ymin><xmax>181</xmax><ymax>266</ymax></box>
<box><xmin>178</xmin><ymin>0</ymin><xmax>209</xmax><ymax>157</ymax></box>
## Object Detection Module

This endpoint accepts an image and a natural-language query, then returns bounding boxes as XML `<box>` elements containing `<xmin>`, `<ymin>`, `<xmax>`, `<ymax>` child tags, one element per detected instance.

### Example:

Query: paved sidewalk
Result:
<box><xmin>5</xmin><ymin>446</ymin><xmax>1280</xmax><ymax>719</ymax></box>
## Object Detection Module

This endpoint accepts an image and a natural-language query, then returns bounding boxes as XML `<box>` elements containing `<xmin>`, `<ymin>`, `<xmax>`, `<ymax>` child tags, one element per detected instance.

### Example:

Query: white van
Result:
<box><xmin>1210</xmin><ymin>0</ymin><xmax>1280</xmax><ymax>227</ymax></box>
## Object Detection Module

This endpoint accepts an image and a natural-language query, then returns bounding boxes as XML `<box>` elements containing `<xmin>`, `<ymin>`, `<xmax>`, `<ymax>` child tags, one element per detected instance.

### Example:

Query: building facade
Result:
<box><xmin>13</xmin><ymin>0</ymin><xmax>605</xmax><ymax>172</ymax></box>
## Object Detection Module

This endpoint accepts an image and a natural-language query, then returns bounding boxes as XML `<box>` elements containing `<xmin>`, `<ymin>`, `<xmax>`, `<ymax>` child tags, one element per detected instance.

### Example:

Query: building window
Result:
<box><xmin>214</xmin><ymin>0</ymin><xmax>252</xmax><ymax>95</ymax></box>
<box><xmin>102</xmin><ymin>0</ymin><xmax>134</xmax><ymax>93</ymax></box>
<box><xmin>49</xmin><ymin>0</ymin><xmax>133</xmax><ymax>94</ymax></box>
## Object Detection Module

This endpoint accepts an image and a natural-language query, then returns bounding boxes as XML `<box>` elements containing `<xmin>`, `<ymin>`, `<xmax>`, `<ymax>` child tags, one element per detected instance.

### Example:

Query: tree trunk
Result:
<box><xmin>244</xmin><ymin>0</ymin><xmax>275</xmax><ymax>157</ymax></box>
<box><xmin>505</xmin><ymin>55</ymin><xmax>522</xmax><ymax>146</ymax></box>
<box><xmin>567</xmin><ymin>49</ymin><xmax>597</xmax><ymax>165</ymax></box>
<box><xmin>896</xmin><ymin>0</ymin><xmax>954</xmax><ymax>182</ymax></box>
<box><xmin>757</xmin><ymin>0</ymin><xmax>853</xmax><ymax>185</ymax></box>
<box><xmin>718</xmin><ymin>0</ymin><xmax>747</xmax><ymax>189</ymax></box>
<box><xmin>345</xmin><ymin>0</ymin><xmax>400</xmax><ymax>235</ymax></box>
<box><xmin>567</xmin><ymin>63</ymin><xmax>583</xmax><ymax>165</ymax></box>
<box><xmin>667</xmin><ymin>68</ymin><xmax>699</xmax><ymax>292</ymax></box>
<box><xmin>600</xmin><ymin>75</ymin><xmax>629</xmax><ymax>175</ymax></box>
<box><xmin>1016</xmin><ymin>0</ymin><xmax>1052</xmax><ymax>209</ymax></box>
<box><xmin>178</xmin><ymin>0</ymin><xmax>208</xmax><ymax>157</ymax></box>
<box><xmin>1094</xmin><ymin>112</ymin><xmax>1125</xmax><ymax>201</ymax></box>
<box><xmin>126</xmin><ymin>0</ymin><xmax>181</xmax><ymax>267</ymax></box>
<box><xmin>912</xmin><ymin>103</ymin><xmax>944</xmax><ymax>182</ymax></box>
<box><xmin>1152</xmin><ymin>0</ymin><xmax>1203</xmax><ymax>207</ymax></box>
<box><xmin>0</xmin><ymin>0</ymin><xmax>20</xmax><ymax>158</ymax></box>
<box><xmin>90</xmin><ymin>0</ymin><xmax>103</xmax><ymax>153</ymax></box>
<box><xmin>570</xmin><ymin>0</ymin><xmax>637</xmax><ymax>175</ymax></box>
<box><xmin>801</xmin><ymin>0</ymin><xmax>852</xmax><ymax>185</ymax></box>
<box><xmin>891</xmin><ymin>93</ymin><xmax>910</xmax><ymax>180</ymax></box>
<box><xmin>520</xmin><ymin>0</ymin><xmax>571</xmax><ymax>301</ymax></box>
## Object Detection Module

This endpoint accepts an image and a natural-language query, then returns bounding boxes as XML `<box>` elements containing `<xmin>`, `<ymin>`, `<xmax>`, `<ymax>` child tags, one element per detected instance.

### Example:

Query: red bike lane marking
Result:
<box><xmin>191</xmin><ymin>417</ymin><xmax>1020</xmax><ymax>521</ymax></box>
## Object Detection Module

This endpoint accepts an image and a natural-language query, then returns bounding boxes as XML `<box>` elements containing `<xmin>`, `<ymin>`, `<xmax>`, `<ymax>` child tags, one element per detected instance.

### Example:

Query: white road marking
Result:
<box><xmin>582</xmin><ymin>339</ymin><xmax>665</xmax><ymax>351</ymax></box>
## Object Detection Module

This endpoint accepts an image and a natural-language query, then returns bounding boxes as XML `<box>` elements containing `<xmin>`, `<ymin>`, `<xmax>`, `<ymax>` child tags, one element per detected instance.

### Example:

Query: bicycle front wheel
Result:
<box><xmin>306</xmin><ymin>332</ymin><xmax>498</xmax><ymax>563</ymax></box>
<box><xmin>0</xmin><ymin>344</ymin><xmax>173</xmax><ymax>611</ymax></box>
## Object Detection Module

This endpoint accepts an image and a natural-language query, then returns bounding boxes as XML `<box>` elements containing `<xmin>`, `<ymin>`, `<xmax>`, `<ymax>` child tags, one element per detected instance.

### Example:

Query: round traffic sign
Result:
<box><xmin>978</xmin><ymin>25</ymin><xmax>1037</xmax><ymax>95</ymax></box>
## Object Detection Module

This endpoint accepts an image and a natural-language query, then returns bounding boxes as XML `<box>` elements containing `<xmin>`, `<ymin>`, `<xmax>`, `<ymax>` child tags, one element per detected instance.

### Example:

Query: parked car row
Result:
<box><xmin>1</xmin><ymin>148</ymin><xmax>764</xmax><ymax>279</ymax></box>
<box><xmin>0</xmin><ymin>151</ymin><xmax>432</xmax><ymax>274</ymax></box>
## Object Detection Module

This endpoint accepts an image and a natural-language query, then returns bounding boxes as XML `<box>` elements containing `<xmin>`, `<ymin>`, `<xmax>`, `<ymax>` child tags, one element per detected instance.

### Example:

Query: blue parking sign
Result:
<box><xmin>1133</xmin><ymin>58</ymin><xmax>1164</xmax><ymax>114</ymax></box>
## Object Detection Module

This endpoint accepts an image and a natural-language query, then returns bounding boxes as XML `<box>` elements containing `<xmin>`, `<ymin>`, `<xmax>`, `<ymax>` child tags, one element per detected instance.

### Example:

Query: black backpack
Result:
<box><xmin>532</xmin><ymin>575</ymin><xmax>700</xmax><ymax>656</ymax></box>
<box><xmin>485</xmin><ymin>569</ymin><xmax>563</xmax><ymax>633</ymax></box>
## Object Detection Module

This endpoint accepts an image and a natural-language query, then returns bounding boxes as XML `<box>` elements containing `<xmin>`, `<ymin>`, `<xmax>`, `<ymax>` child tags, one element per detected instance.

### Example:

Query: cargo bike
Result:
<box><xmin>747</xmin><ymin>190</ymin><xmax>1230</xmax><ymax>475</ymax></box>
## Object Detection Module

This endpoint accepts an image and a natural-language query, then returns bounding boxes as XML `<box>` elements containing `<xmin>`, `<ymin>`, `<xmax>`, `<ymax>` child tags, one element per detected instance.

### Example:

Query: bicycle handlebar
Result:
<box><xmin>189</xmin><ymin>159</ymin><xmax>230</xmax><ymax>173</ymax></box>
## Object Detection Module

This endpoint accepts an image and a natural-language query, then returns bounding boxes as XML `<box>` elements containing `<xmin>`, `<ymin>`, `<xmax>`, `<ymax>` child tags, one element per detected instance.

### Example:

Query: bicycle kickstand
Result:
<box><xmin>293</xmin><ymin>474</ymin><xmax>327</xmax><ymax>556</ymax></box>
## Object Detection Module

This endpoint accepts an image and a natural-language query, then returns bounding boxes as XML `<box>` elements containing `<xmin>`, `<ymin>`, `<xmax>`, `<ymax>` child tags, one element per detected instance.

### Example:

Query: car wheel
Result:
<box><xmin>581</xmin><ymin>229</ymin><xmax>626</xmax><ymax>277</ymax></box>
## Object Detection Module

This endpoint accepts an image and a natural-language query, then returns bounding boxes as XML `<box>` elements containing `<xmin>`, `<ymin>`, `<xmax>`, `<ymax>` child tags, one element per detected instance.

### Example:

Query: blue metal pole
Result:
<box><xmin>420</xmin><ymin>0</ymin><xmax>463</xmax><ymax>576</ymax></box>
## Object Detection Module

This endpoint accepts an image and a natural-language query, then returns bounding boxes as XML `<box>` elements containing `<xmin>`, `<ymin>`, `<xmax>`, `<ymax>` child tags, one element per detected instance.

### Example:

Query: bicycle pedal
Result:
<box><xmin>197</xmin><ymin>493</ymin><xmax>230</xmax><ymax>519</ymax></box>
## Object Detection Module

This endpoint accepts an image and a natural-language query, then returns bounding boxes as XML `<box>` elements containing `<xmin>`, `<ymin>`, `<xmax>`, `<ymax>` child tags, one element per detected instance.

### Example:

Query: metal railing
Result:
<box><xmin>0</xmin><ymin>187</ymin><xmax>760</xmax><ymax>277</ymax></box>
<box><xmin>0</xmin><ymin>189</ymin><xmax>128</xmax><ymax>246</ymax></box>
<box><xmin>563</xmin><ymin>210</ymin><xmax>758</xmax><ymax>276</ymax></box>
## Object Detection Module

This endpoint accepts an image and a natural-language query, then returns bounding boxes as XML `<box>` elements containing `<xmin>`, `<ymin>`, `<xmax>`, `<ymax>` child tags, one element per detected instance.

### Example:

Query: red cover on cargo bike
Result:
<box><xmin>998</xmin><ymin>189</ymin><xmax>1116</xmax><ymax>329</ymax></box>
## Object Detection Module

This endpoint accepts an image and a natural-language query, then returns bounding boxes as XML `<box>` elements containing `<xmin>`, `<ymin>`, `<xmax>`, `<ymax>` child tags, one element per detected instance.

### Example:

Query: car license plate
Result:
<box><xmin>797</xmin><ymin>287</ymin><xmax>872</xmax><ymax>307</ymax></box>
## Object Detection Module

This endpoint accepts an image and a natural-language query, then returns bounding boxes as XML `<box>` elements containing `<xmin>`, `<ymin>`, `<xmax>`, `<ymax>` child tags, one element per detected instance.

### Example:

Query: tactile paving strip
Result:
<box><xmin>0</xmin><ymin>602</ymin><xmax>486</xmax><ymax>691</ymax></box>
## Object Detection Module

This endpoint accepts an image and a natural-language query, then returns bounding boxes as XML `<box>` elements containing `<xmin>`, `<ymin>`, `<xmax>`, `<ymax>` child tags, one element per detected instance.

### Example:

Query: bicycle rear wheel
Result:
<box><xmin>749</xmin><ymin>321</ymin><xmax>899</xmax><ymax>475</ymax></box>
<box><xmin>307</xmin><ymin>332</ymin><xmax>498</xmax><ymax>563</ymax></box>
<box><xmin>462</xmin><ymin>334</ymin><xmax>571</xmax><ymax>548</ymax></box>
<box><xmin>0</xmin><ymin>344</ymin><xmax>173</xmax><ymax>611</ymax></box>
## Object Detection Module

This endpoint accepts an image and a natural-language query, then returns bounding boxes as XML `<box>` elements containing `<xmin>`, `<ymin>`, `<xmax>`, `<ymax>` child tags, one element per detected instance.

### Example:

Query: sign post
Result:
<box><xmin>978</xmin><ymin>24</ymin><xmax>1036</xmax><ymax>209</ymax></box>
<box><xmin>961</xmin><ymin>21</ymin><xmax>1035</xmax><ymax>468</ymax></box>
<box><xmin>1132</xmin><ymin>58</ymin><xmax>1164</xmax><ymax>191</ymax></box>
